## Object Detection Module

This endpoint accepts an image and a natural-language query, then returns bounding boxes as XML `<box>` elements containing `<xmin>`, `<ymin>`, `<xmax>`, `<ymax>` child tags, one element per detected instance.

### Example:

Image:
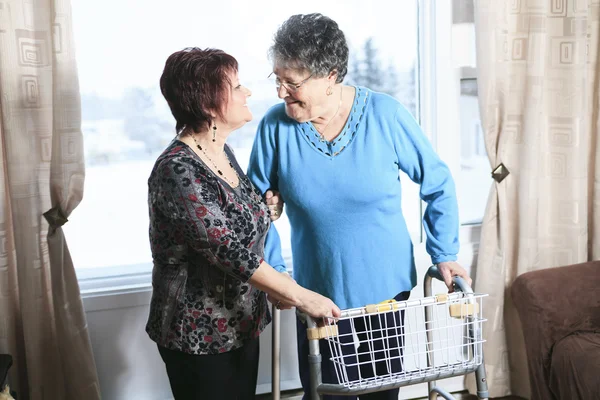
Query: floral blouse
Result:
<box><xmin>145</xmin><ymin>140</ymin><xmax>271</xmax><ymax>355</ymax></box>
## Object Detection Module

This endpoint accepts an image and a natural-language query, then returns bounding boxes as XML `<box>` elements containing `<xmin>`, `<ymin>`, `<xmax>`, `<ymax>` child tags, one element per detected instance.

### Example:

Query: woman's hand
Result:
<box><xmin>266</xmin><ymin>190</ymin><xmax>284</xmax><ymax>221</ymax></box>
<box><xmin>249</xmin><ymin>263</ymin><xmax>339</xmax><ymax>318</ymax></box>
<box><xmin>437</xmin><ymin>261</ymin><xmax>472</xmax><ymax>292</ymax></box>
<box><xmin>268</xmin><ymin>295</ymin><xmax>294</xmax><ymax>310</ymax></box>
<box><xmin>266</xmin><ymin>272</ymin><xmax>340</xmax><ymax>320</ymax></box>
<box><xmin>297</xmin><ymin>289</ymin><xmax>341</xmax><ymax>319</ymax></box>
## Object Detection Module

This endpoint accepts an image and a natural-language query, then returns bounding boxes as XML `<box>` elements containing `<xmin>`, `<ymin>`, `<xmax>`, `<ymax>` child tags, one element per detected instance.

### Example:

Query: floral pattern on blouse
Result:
<box><xmin>146</xmin><ymin>140</ymin><xmax>271</xmax><ymax>355</ymax></box>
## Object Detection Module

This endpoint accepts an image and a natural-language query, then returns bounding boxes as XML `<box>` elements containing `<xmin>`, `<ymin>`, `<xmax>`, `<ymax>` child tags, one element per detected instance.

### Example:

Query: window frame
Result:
<box><xmin>419</xmin><ymin>0</ymin><xmax>483</xmax><ymax>232</ymax></box>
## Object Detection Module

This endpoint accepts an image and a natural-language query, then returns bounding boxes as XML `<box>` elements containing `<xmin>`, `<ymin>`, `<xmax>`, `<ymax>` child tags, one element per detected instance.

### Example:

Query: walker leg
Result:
<box><xmin>475</xmin><ymin>362</ymin><xmax>489</xmax><ymax>399</ymax></box>
<box><xmin>306</xmin><ymin>315</ymin><xmax>323</xmax><ymax>400</ymax></box>
<box><xmin>424</xmin><ymin>270</ymin><xmax>436</xmax><ymax>400</ymax></box>
<box><xmin>272</xmin><ymin>305</ymin><xmax>281</xmax><ymax>400</ymax></box>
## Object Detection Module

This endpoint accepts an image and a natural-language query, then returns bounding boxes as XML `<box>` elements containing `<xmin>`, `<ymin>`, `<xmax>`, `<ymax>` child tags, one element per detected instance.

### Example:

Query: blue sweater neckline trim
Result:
<box><xmin>299</xmin><ymin>86</ymin><xmax>370</xmax><ymax>159</ymax></box>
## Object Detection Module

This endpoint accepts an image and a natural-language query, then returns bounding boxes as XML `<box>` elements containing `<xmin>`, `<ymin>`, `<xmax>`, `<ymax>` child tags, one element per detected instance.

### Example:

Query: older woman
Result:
<box><xmin>146</xmin><ymin>47</ymin><xmax>340</xmax><ymax>400</ymax></box>
<box><xmin>247</xmin><ymin>14</ymin><xmax>472</xmax><ymax>400</ymax></box>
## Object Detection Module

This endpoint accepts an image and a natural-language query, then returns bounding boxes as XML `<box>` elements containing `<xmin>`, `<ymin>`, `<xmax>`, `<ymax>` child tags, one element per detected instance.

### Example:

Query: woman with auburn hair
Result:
<box><xmin>146</xmin><ymin>47</ymin><xmax>340</xmax><ymax>400</ymax></box>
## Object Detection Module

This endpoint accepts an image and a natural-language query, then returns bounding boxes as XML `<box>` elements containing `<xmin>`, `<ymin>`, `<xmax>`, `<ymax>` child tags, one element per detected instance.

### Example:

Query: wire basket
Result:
<box><xmin>309</xmin><ymin>291</ymin><xmax>487</xmax><ymax>391</ymax></box>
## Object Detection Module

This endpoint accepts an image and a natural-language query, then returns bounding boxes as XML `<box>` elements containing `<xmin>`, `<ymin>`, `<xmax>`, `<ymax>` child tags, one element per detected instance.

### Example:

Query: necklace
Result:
<box><xmin>191</xmin><ymin>135</ymin><xmax>239</xmax><ymax>188</ymax></box>
<box><xmin>316</xmin><ymin>86</ymin><xmax>344</xmax><ymax>142</ymax></box>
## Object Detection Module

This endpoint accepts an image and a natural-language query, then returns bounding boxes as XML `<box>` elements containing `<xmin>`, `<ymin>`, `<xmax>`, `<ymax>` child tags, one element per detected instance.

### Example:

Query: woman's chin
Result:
<box><xmin>232</xmin><ymin>117</ymin><xmax>252</xmax><ymax>132</ymax></box>
<box><xmin>284</xmin><ymin>104</ymin><xmax>307</xmax><ymax>122</ymax></box>
<box><xmin>242</xmin><ymin>111</ymin><xmax>253</xmax><ymax>123</ymax></box>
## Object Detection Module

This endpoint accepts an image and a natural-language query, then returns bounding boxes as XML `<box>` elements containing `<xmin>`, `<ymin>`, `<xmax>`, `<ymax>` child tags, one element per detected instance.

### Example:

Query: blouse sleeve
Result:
<box><xmin>151</xmin><ymin>155</ymin><xmax>263</xmax><ymax>282</ymax></box>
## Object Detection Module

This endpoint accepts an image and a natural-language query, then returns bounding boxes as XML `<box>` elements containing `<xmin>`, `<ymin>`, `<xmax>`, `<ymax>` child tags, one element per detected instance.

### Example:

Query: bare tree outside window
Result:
<box><xmin>348</xmin><ymin>38</ymin><xmax>417</xmax><ymax>117</ymax></box>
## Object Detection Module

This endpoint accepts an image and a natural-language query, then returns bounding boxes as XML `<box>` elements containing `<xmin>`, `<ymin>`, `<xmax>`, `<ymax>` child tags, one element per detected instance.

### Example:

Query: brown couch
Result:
<box><xmin>511</xmin><ymin>261</ymin><xmax>600</xmax><ymax>400</ymax></box>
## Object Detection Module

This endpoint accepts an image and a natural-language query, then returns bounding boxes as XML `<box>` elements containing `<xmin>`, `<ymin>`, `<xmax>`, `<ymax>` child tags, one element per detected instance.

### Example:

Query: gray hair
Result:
<box><xmin>270</xmin><ymin>13</ymin><xmax>348</xmax><ymax>83</ymax></box>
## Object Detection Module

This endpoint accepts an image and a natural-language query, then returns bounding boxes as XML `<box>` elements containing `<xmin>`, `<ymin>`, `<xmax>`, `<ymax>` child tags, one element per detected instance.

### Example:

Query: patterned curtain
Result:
<box><xmin>467</xmin><ymin>0</ymin><xmax>600</xmax><ymax>398</ymax></box>
<box><xmin>0</xmin><ymin>0</ymin><xmax>100</xmax><ymax>399</ymax></box>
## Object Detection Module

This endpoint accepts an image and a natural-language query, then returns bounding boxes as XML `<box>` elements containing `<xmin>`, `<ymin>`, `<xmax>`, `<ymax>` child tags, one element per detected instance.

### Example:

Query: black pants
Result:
<box><xmin>297</xmin><ymin>291</ymin><xmax>410</xmax><ymax>400</ymax></box>
<box><xmin>158</xmin><ymin>338</ymin><xmax>260</xmax><ymax>400</ymax></box>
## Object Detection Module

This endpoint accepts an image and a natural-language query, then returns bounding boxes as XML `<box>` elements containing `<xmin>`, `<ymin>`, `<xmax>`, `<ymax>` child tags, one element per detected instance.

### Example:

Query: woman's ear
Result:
<box><xmin>328</xmin><ymin>69</ymin><xmax>339</xmax><ymax>83</ymax></box>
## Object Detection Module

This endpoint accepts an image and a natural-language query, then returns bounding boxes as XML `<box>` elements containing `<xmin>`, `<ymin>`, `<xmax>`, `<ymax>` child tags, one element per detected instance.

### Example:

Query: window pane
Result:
<box><xmin>453</xmin><ymin>18</ymin><xmax>491</xmax><ymax>225</ymax></box>
<box><xmin>65</xmin><ymin>1</ymin><xmax>420</xmax><ymax>273</ymax></box>
<box><xmin>458</xmin><ymin>79</ymin><xmax>490</xmax><ymax>224</ymax></box>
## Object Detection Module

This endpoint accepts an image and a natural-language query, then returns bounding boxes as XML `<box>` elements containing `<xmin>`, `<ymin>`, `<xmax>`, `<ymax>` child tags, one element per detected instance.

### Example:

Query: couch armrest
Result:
<box><xmin>511</xmin><ymin>260</ymin><xmax>600</xmax><ymax>400</ymax></box>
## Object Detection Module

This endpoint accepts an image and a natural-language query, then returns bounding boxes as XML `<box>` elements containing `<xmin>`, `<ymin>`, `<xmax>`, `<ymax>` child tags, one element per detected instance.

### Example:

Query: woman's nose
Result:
<box><xmin>276</xmin><ymin>84</ymin><xmax>289</xmax><ymax>99</ymax></box>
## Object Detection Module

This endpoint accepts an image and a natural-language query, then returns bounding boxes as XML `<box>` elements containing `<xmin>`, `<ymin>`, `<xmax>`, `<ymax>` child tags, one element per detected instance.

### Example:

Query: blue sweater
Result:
<box><xmin>247</xmin><ymin>87</ymin><xmax>459</xmax><ymax>310</ymax></box>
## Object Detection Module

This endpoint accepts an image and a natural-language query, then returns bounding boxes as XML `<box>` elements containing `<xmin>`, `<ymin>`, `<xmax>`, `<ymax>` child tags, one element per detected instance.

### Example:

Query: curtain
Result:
<box><xmin>468</xmin><ymin>0</ymin><xmax>600</xmax><ymax>397</ymax></box>
<box><xmin>0</xmin><ymin>0</ymin><xmax>100</xmax><ymax>398</ymax></box>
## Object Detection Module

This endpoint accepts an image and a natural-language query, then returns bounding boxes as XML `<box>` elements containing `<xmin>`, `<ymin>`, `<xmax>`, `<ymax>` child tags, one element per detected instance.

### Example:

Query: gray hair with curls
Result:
<box><xmin>269</xmin><ymin>13</ymin><xmax>348</xmax><ymax>83</ymax></box>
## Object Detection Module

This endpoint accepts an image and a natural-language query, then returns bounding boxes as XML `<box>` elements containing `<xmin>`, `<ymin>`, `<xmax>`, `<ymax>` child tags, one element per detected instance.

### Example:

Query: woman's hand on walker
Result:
<box><xmin>437</xmin><ymin>261</ymin><xmax>472</xmax><ymax>292</ymax></box>
<box><xmin>297</xmin><ymin>289</ymin><xmax>341</xmax><ymax>319</ymax></box>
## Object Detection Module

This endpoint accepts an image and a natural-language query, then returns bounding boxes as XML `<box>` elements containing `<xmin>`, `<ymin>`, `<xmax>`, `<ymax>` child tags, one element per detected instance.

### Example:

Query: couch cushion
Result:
<box><xmin>549</xmin><ymin>332</ymin><xmax>600</xmax><ymax>400</ymax></box>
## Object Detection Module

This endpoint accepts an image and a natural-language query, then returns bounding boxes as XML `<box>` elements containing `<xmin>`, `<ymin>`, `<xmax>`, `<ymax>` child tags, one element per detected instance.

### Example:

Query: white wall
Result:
<box><xmin>83</xmin><ymin>291</ymin><xmax>302</xmax><ymax>400</ymax></box>
<box><xmin>83</xmin><ymin>291</ymin><xmax>171</xmax><ymax>400</ymax></box>
<box><xmin>83</xmin><ymin>236</ymin><xmax>479</xmax><ymax>400</ymax></box>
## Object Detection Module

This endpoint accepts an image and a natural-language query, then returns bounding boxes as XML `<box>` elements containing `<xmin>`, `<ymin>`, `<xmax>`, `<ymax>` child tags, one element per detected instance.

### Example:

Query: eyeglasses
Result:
<box><xmin>267</xmin><ymin>72</ymin><xmax>313</xmax><ymax>94</ymax></box>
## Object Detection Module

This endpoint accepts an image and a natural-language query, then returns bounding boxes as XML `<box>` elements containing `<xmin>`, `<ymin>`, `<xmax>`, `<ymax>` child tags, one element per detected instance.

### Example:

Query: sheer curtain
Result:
<box><xmin>0</xmin><ymin>0</ymin><xmax>100</xmax><ymax>398</ymax></box>
<box><xmin>468</xmin><ymin>0</ymin><xmax>600</xmax><ymax>397</ymax></box>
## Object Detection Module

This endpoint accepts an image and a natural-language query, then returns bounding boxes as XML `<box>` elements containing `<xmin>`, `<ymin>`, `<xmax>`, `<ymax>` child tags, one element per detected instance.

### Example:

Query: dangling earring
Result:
<box><xmin>326</xmin><ymin>86</ymin><xmax>333</xmax><ymax>96</ymax></box>
<box><xmin>212</xmin><ymin>124</ymin><xmax>217</xmax><ymax>142</ymax></box>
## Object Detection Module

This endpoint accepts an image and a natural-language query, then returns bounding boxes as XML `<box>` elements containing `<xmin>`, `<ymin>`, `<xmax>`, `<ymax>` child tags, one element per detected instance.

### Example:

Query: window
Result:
<box><xmin>452</xmin><ymin>1</ymin><xmax>491</xmax><ymax>225</ymax></box>
<box><xmin>66</xmin><ymin>1</ymin><xmax>421</xmax><ymax>287</ymax></box>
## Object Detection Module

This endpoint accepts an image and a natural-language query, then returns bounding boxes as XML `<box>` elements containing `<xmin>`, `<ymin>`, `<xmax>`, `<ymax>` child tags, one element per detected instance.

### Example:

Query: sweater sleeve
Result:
<box><xmin>246</xmin><ymin>114</ymin><xmax>288</xmax><ymax>273</ymax></box>
<box><xmin>151</xmin><ymin>156</ymin><xmax>263</xmax><ymax>282</ymax></box>
<box><xmin>392</xmin><ymin>106</ymin><xmax>459</xmax><ymax>264</ymax></box>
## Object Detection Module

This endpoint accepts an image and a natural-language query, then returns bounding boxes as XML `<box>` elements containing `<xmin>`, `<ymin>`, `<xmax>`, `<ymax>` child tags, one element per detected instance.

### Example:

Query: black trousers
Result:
<box><xmin>297</xmin><ymin>291</ymin><xmax>410</xmax><ymax>400</ymax></box>
<box><xmin>158</xmin><ymin>338</ymin><xmax>260</xmax><ymax>400</ymax></box>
